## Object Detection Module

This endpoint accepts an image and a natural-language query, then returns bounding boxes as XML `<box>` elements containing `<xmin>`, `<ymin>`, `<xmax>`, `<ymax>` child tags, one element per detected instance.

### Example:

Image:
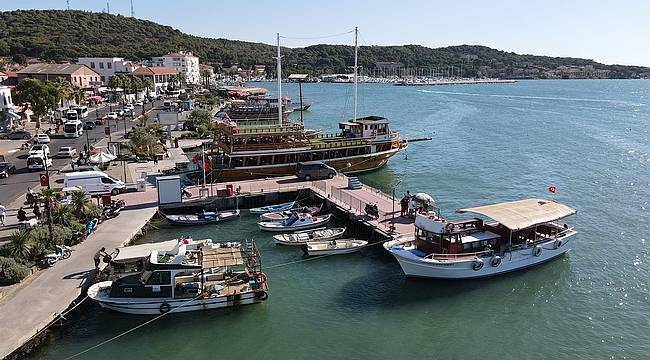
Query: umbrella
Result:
<box><xmin>89</xmin><ymin>151</ymin><xmax>116</xmax><ymax>164</ymax></box>
<box><xmin>413</xmin><ymin>193</ymin><xmax>434</xmax><ymax>204</ymax></box>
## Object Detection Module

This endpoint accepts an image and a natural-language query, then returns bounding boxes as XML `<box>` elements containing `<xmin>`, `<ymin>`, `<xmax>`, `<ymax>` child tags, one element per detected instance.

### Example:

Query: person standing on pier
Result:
<box><xmin>94</xmin><ymin>247</ymin><xmax>107</xmax><ymax>271</ymax></box>
<box><xmin>0</xmin><ymin>203</ymin><xmax>6</xmax><ymax>226</ymax></box>
<box><xmin>400</xmin><ymin>191</ymin><xmax>411</xmax><ymax>217</ymax></box>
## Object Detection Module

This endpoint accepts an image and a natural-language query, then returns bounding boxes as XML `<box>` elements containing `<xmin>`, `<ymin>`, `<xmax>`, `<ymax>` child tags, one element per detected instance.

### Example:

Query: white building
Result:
<box><xmin>76</xmin><ymin>57</ymin><xmax>133</xmax><ymax>85</ymax></box>
<box><xmin>150</xmin><ymin>51</ymin><xmax>200</xmax><ymax>84</ymax></box>
<box><xmin>0</xmin><ymin>86</ymin><xmax>20</xmax><ymax>128</ymax></box>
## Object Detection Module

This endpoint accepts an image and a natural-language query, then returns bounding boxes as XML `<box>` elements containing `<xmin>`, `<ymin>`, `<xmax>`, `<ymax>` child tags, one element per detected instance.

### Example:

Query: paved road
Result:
<box><xmin>0</xmin><ymin>101</ymin><xmax>164</xmax><ymax>206</ymax></box>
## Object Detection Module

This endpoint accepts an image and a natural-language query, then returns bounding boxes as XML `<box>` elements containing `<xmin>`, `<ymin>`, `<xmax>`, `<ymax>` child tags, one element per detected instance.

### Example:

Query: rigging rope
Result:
<box><xmin>279</xmin><ymin>29</ymin><xmax>354</xmax><ymax>40</ymax></box>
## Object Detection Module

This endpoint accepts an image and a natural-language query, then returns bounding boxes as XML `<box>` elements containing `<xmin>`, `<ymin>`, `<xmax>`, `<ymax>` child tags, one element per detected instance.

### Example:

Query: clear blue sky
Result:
<box><xmin>2</xmin><ymin>0</ymin><xmax>649</xmax><ymax>66</ymax></box>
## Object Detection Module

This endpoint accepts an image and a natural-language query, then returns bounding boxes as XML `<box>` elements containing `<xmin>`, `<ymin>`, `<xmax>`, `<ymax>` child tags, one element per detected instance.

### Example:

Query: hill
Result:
<box><xmin>0</xmin><ymin>9</ymin><xmax>648</xmax><ymax>79</ymax></box>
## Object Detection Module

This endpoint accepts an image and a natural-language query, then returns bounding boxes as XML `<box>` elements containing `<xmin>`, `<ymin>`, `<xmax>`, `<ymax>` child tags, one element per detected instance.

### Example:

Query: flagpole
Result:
<box><xmin>202</xmin><ymin>144</ymin><xmax>206</xmax><ymax>189</ymax></box>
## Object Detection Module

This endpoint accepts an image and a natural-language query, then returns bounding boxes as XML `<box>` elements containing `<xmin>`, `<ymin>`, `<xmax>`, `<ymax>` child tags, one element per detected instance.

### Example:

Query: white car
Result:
<box><xmin>57</xmin><ymin>146</ymin><xmax>77</xmax><ymax>158</ymax></box>
<box><xmin>115</xmin><ymin>109</ymin><xmax>125</xmax><ymax>117</ymax></box>
<box><xmin>125</xmin><ymin>103</ymin><xmax>135</xmax><ymax>109</ymax></box>
<box><xmin>34</xmin><ymin>133</ymin><xmax>51</xmax><ymax>144</ymax></box>
<box><xmin>106</xmin><ymin>112</ymin><xmax>118</xmax><ymax>120</ymax></box>
<box><xmin>29</xmin><ymin>144</ymin><xmax>50</xmax><ymax>157</ymax></box>
<box><xmin>133</xmin><ymin>101</ymin><xmax>143</xmax><ymax>107</ymax></box>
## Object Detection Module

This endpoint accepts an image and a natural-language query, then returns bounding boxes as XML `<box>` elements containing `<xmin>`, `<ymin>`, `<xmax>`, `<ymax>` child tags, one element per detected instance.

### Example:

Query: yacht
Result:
<box><xmin>88</xmin><ymin>240</ymin><xmax>268</xmax><ymax>314</ymax></box>
<box><xmin>384</xmin><ymin>198</ymin><xmax>577</xmax><ymax>279</ymax></box>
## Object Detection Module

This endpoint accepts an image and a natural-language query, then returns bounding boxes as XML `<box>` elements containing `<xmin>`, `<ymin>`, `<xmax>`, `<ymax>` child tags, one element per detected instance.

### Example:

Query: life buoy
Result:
<box><xmin>554</xmin><ymin>239</ymin><xmax>564</xmax><ymax>249</ymax></box>
<box><xmin>159</xmin><ymin>302</ymin><xmax>171</xmax><ymax>314</ymax></box>
<box><xmin>445</xmin><ymin>223</ymin><xmax>455</xmax><ymax>232</ymax></box>
<box><xmin>490</xmin><ymin>256</ymin><xmax>501</xmax><ymax>267</ymax></box>
<box><xmin>255</xmin><ymin>273</ymin><xmax>267</xmax><ymax>285</ymax></box>
<box><xmin>247</xmin><ymin>257</ymin><xmax>257</xmax><ymax>267</ymax></box>
<box><xmin>472</xmin><ymin>259</ymin><xmax>484</xmax><ymax>271</ymax></box>
<box><xmin>533</xmin><ymin>246</ymin><xmax>542</xmax><ymax>257</ymax></box>
<box><xmin>255</xmin><ymin>291</ymin><xmax>269</xmax><ymax>301</ymax></box>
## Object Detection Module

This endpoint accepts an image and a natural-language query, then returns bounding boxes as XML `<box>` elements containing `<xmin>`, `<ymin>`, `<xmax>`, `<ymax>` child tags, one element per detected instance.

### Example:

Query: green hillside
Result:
<box><xmin>0</xmin><ymin>9</ymin><xmax>647</xmax><ymax>78</ymax></box>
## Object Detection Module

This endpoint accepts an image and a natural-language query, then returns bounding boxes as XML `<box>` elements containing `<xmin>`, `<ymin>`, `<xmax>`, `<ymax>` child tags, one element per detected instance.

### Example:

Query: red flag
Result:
<box><xmin>203</xmin><ymin>162</ymin><xmax>210</xmax><ymax>171</ymax></box>
<box><xmin>548</xmin><ymin>186</ymin><xmax>556</xmax><ymax>193</ymax></box>
<box><xmin>191</xmin><ymin>154</ymin><xmax>200</xmax><ymax>164</ymax></box>
<box><xmin>223</xmin><ymin>112</ymin><xmax>231</xmax><ymax>121</ymax></box>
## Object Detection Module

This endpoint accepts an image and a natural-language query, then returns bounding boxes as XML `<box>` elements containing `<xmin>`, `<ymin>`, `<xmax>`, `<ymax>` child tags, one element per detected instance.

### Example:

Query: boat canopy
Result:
<box><xmin>112</xmin><ymin>240</ymin><xmax>179</xmax><ymax>264</ymax></box>
<box><xmin>457</xmin><ymin>198</ymin><xmax>576</xmax><ymax>231</ymax></box>
<box><xmin>201</xmin><ymin>247</ymin><xmax>243</xmax><ymax>269</ymax></box>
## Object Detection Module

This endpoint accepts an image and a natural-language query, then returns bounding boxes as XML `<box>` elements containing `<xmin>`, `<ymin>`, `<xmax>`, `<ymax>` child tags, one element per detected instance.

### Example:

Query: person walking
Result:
<box><xmin>94</xmin><ymin>247</ymin><xmax>108</xmax><ymax>271</ymax></box>
<box><xmin>0</xmin><ymin>203</ymin><xmax>6</xmax><ymax>226</ymax></box>
<box><xmin>33</xmin><ymin>203</ymin><xmax>41</xmax><ymax>220</ymax></box>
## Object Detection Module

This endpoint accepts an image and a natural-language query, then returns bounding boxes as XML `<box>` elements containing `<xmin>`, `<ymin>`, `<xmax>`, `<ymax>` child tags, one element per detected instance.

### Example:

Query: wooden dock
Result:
<box><xmin>182</xmin><ymin>174</ymin><xmax>416</xmax><ymax>241</ymax></box>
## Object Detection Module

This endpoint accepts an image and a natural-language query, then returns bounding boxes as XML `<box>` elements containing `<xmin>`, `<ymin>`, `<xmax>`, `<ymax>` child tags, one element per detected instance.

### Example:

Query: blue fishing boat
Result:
<box><xmin>164</xmin><ymin>210</ymin><xmax>241</xmax><ymax>225</ymax></box>
<box><xmin>249</xmin><ymin>201</ymin><xmax>295</xmax><ymax>215</ymax></box>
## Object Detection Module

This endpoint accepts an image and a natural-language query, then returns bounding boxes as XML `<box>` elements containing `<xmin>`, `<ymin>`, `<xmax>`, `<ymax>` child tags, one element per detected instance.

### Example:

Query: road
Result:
<box><xmin>0</xmin><ymin>101</ymin><xmax>164</xmax><ymax>205</ymax></box>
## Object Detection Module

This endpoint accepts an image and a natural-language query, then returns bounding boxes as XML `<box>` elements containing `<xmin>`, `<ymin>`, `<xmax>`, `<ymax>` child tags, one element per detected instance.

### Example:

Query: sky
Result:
<box><xmin>2</xmin><ymin>0</ymin><xmax>649</xmax><ymax>66</ymax></box>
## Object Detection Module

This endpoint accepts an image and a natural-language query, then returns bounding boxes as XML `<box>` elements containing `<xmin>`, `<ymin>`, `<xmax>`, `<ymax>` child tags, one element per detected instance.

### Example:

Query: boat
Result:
<box><xmin>87</xmin><ymin>240</ymin><xmax>268</xmax><ymax>315</ymax></box>
<box><xmin>163</xmin><ymin>209</ymin><xmax>241</xmax><ymax>225</ymax></box>
<box><xmin>207</xmin><ymin>28</ymin><xmax>405</xmax><ymax>182</ymax></box>
<box><xmin>302</xmin><ymin>239</ymin><xmax>368</xmax><ymax>256</ymax></box>
<box><xmin>259</xmin><ymin>204</ymin><xmax>322</xmax><ymax>222</ymax></box>
<box><xmin>383</xmin><ymin>198</ymin><xmax>577</xmax><ymax>279</ymax></box>
<box><xmin>258</xmin><ymin>213</ymin><xmax>331</xmax><ymax>232</ymax></box>
<box><xmin>272</xmin><ymin>227</ymin><xmax>346</xmax><ymax>246</ymax></box>
<box><xmin>249</xmin><ymin>201</ymin><xmax>295</xmax><ymax>215</ymax></box>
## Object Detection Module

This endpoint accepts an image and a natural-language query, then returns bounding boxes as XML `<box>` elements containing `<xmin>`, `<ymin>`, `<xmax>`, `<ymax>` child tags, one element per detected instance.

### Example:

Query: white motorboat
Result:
<box><xmin>164</xmin><ymin>209</ymin><xmax>240</xmax><ymax>225</ymax></box>
<box><xmin>272</xmin><ymin>227</ymin><xmax>346</xmax><ymax>246</ymax></box>
<box><xmin>88</xmin><ymin>240</ymin><xmax>268</xmax><ymax>315</ymax></box>
<box><xmin>258</xmin><ymin>213</ymin><xmax>331</xmax><ymax>232</ymax></box>
<box><xmin>302</xmin><ymin>239</ymin><xmax>368</xmax><ymax>256</ymax></box>
<box><xmin>259</xmin><ymin>205</ymin><xmax>321</xmax><ymax>222</ymax></box>
<box><xmin>383</xmin><ymin>198</ymin><xmax>577</xmax><ymax>279</ymax></box>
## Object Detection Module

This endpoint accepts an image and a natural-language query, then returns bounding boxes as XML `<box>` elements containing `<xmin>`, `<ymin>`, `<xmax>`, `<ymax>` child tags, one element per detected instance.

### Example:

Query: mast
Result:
<box><xmin>276</xmin><ymin>33</ymin><xmax>282</xmax><ymax>126</ymax></box>
<box><xmin>353</xmin><ymin>26</ymin><xmax>358</xmax><ymax>122</ymax></box>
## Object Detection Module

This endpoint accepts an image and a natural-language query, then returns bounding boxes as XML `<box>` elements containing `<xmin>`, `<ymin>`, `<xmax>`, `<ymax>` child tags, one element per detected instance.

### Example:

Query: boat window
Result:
<box><xmin>259</xmin><ymin>155</ymin><xmax>272</xmax><ymax>166</ymax></box>
<box><xmin>144</xmin><ymin>271</ymin><xmax>171</xmax><ymax>285</ymax></box>
<box><xmin>300</xmin><ymin>152</ymin><xmax>311</xmax><ymax>162</ymax></box>
<box><xmin>273</xmin><ymin>154</ymin><xmax>286</xmax><ymax>164</ymax></box>
<box><xmin>286</xmin><ymin>154</ymin><xmax>297</xmax><ymax>163</ymax></box>
<box><xmin>231</xmin><ymin>157</ymin><xmax>244</xmax><ymax>167</ymax></box>
<box><xmin>245</xmin><ymin>156</ymin><xmax>258</xmax><ymax>166</ymax></box>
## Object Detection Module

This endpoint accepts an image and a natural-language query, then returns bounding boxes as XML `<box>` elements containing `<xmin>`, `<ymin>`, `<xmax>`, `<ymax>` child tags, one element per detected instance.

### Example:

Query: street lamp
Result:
<box><xmin>390</xmin><ymin>179</ymin><xmax>402</xmax><ymax>233</ymax></box>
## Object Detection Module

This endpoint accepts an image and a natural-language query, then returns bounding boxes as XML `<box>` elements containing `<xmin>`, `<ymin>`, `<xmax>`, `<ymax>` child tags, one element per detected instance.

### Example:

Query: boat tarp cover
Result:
<box><xmin>457</xmin><ymin>198</ymin><xmax>576</xmax><ymax>231</ymax></box>
<box><xmin>113</xmin><ymin>240</ymin><xmax>179</xmax><ymax>263</ymax></box>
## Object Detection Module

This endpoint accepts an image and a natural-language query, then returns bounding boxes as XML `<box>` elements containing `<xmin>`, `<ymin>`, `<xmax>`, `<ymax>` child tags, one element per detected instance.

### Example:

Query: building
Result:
<box><xmin>17</xmin><ymin>63</ymin><xmax>100</xmax><ymax>88</ymax></box>
<box><xmin>0</xmin><ymin>86</ymin><xmax>20</xmax><ymax>129</ymax></box>
<box><xmin>150</xmin><ymin>51</ymin><xmax>200</xmax><ymax>84</ymax></box>
<box><xmin>127</xmin><ymin>66</ymin><xmax>177</xmax><ymax>94</ymax></box>
<box><xmin>253</xmin><ymin>65</ymin><xmax>266</xmax><ymax>75</ymax></box>
<box><xmin>76</xmin><ymin>57</ymin><xmax>134</xmax><ymax>85</ymax></box>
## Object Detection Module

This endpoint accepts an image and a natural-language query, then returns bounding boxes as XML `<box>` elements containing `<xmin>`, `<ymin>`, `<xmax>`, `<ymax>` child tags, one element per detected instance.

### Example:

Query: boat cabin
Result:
<box><xmin>413</xmin><ymin>199</ymin><xmax>577</xmax><ymax>259</ymax></box>
<box><xmin>339</xmin><ymin>116</ymin><xmax>390</xmax><ymax>140</ymax></box>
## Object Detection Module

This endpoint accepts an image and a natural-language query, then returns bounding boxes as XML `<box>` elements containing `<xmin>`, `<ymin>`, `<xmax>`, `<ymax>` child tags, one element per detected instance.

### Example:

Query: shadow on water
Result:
<box><xmin>333</xmin><ymin>252</ymin><xmax>573</xmax><ymax>313</ymax></box>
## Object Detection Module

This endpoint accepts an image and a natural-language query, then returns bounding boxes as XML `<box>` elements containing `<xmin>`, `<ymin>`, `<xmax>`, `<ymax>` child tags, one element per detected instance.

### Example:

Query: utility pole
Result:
<box><xmin>107</xmin><ymin>1</ymin><xmax>110</xmax><ymax>14</ymax></box>
<box><xmin>66</xmin><ymin>0</ymin><xmax>70</xmax><ymax>10</ymax></box>
<box><xmin>130</xmin><ymin>0</ymin><xmax>135</xmax><ymax>17</ymax></box>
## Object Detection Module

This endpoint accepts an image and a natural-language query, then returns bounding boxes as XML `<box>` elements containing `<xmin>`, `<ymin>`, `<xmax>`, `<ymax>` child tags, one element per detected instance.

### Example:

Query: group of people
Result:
<box><xmin>400</xmin><ymin>191</ymin><xmax>429</xmax><ymax>218</ymax></box>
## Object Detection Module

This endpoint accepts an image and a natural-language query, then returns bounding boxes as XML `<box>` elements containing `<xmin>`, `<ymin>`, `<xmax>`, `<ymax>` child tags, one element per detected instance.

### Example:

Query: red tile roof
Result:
<box><xmin>130</xmin><ymin>66</ymin><xmax>177</xmax><ymax>76</ymax></box>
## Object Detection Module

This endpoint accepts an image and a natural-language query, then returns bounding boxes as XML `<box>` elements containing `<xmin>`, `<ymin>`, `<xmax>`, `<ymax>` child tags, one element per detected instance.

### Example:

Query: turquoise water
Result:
<box><xmin>29</xmin><ymin>80</ymin><xmax>649</xmax><ymax>359</ymax></box>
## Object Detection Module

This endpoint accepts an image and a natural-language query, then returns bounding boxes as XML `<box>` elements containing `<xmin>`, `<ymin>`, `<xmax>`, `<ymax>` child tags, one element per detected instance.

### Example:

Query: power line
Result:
<box><xmin>279</xmin><ymin>29</ymin><xmax>354</xmax><ymax>40</ymax></box>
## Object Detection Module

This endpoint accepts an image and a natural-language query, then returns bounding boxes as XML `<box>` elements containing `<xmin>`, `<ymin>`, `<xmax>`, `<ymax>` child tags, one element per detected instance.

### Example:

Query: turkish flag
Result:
<box><xmin>40</xmin><ymin>174</ymin><xmax>49</xmax><ymax>187</ymax></box>
<box><xmin>203</xmin><ymin>162</ymin><xmax>210</xmax><ymax>171</ymax></box>
<box><xmin>548</xmin><ymin>186</ymin><xmax>556</xmax><ymax>193</ymax></box>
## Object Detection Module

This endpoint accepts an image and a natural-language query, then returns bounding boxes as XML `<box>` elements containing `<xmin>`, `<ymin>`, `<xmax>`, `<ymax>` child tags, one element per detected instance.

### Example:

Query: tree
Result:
<box><xmin>129</xmin><ymin>76</ymin><xmax>143</xmax><ymax>98</ymax></box>
<box><xmin>50</xmin><ymin>77</ymin><xmax>72</xmax><ymax>108</ymax></box>
<box><xmin>71</xmin><ymin>191</ymin><xmax>92</xmax><ymax>219</ymax></box>
<box><xmin>71</xmin><ymin>85</ymin><xmax>85</xmax><ymax>106</ymax></box>
<box><xmin>7</xmin><ymin>230</ymin><xmax>32</xmax><ymax>262</ymax></box>
<box><xmin>39</xmin><ymin>188</ymin><xmax>56</xmax><ymax>246</ymax></box>
<box><xmin>13</xmin><ymin>79</ymin><xmax>57</xmax><ymax>129</ymax></box>
<box><xmin>129</xmin><ymin>126</ymin><xmax>161</xmax><ymax>156</ymax></box>
<box><xmin>12</xmin><ymin>53</ymin><xmax>27</xmax><ymax>65</ymax></box>
<box><xmin>53</xmin><ymin>205</ymin><xmax>75</xmax><ymax>227</ymax></box>
<box><xmin>199</xmin><ymin>68</ymin><xmax>212</xmax><ymax>89</ymax></box>
<box><xmin>142</xmin><ymin>77</ymin><xmax>154</xmax><ymax>99</ymax></box>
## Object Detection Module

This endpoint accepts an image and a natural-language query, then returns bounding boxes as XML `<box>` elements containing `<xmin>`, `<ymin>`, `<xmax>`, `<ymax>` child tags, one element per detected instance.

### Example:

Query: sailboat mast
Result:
<box><xmin>353</xmin><ymin>26</ymin><xmax>358</xmax><ymax>122</ymax></box>
<box><xmin>276</xmin><ymin>33</ymin><xmax>282</xmax><ymax>126</ymax></box>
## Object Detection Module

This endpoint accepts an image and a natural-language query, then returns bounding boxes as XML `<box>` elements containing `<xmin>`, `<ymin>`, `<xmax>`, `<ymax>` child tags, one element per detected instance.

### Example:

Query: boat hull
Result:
<box><xmin>272</xmin><ymin>227</ymin><xmax>345</xmax><ymax>246</ymax></box>
<box><xmin>384</xmin><ymin>235</ymin><xmax>575</xmax><ymax>279</ymax></box>
<box><xmin>249</xmin><ymin>202</ymin><xmax>295</xmax><ymax>215</ymax></box>
<box><xmin>214</xmin><ymin>148</ymin><xmax>399</xmax><ymax>182</ymax></box>
<box><xmin>88</xmin><ymin>282</ymin><xmax>267</xmax><ymax>315</ymax></box>
<box><xmin>258</xmin><ymin>216</ymin><xmax>331</xmax><ymax>232</ymax></box>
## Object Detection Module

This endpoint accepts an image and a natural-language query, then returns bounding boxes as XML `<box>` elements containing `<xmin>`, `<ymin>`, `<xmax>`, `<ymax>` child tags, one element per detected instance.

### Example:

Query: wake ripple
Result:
<box><xmin>416</xmin><ymin>89</ymin><xmax>645</xmax><ymax>106</ymax></box>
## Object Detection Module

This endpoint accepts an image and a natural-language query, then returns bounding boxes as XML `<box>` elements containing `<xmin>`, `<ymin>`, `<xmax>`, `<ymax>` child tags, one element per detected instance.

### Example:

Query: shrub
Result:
<box><xmin>0</xmin><ymin>256</ymin><xmax>30</xmax><ymax>285</ymax></box>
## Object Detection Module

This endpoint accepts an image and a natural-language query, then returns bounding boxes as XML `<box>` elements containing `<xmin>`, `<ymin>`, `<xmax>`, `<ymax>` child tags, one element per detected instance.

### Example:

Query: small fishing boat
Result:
<box><xmin>272</xmin><ymin>227</ymin><xmax>346</xmax><ymax>246</ymax></box>
<box><xmin>249</xmin><ymin>201</ymin><xmax>295</xmax><ymax>215</ymax></box>
<box><xmin>164</xmin><ymin>210</ymin><xmax>241</xmax><ymax>225</ymax></box>
<box><xmin>302</xmin><ymin>239</ymin><xmax>368</xmax><ymax>256</ymax></box>
<box><xmin>88</xmin><ymin>240</ymin><xmax>268</xmax><ymax>315</ymax></box>
<box><xmin>258</xmin><ymin>213</ymin><xmax>331</xmax><ymax>232</ymax></box>
<box><xmin>259</xmin><ymin>204</ymin><xmax>322</xmax><ymax>222</ymax></box>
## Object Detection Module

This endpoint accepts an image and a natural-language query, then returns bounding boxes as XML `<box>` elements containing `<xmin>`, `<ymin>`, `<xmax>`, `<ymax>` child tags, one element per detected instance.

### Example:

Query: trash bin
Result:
<box><xmin>137</xmin><ymin>179</ymin><xmax>146</xmax><ymax>192</ymax></box>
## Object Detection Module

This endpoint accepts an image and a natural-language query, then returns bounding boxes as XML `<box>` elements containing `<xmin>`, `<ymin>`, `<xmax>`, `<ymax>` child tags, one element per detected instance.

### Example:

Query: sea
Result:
<box><xmin>28</xmin><ymin>80</ymin><xmax>649</xmax><ymax>360</ymax></box>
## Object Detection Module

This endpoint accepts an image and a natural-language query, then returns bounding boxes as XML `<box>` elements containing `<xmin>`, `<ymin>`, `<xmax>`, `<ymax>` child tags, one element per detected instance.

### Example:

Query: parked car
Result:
<box><xmin>124</xmin><ymin>103</ymin><xmax>135</xmax><ymax>110</ymax></box>
<box><xmin>1</xmin><ymin>130</ymin><xmax>32</xmax><ymax>140</ymax></box>
<box><xmin>27</xmin><ymin>154</ymin><xmax>52</xmax><ymax>171</ymax></box>
<box><xmin>94</xmin><ymin>117</ymin><xmax>105</xmax><ymax>125</ymax></box>
<box><xmin>295</xmin><ymin>162</ymin><xmax>337</xmax><ymax>180</ymax></box>
<box><xmin>0</xmin><ymin>162</ymin><xmax>16</xmax><ymax>178</ymax></box>
<box><xmin>57</xmin><ymin>146</ymin><xmax>77</xmax><ymax>158</ymax></box>
<box><xmin>64</xmin><ymin>170</ymin><xmax>126</xmax><ymax>195</ymax></box>
<box><xmin>106</xmin><ymin>112</ymin><xmax>118</xmax><ymax>120</ymax></box>
<box><xmin>34</xmin><ymin>133</ymin><xmax>51</xmax><ymax>144</ymax></box>
<box><xmin>134</xmin><ymin>101</ymin><xmax>143</xmax><ymax>107</ymax></box>
<box><xmin>115</xmin><ymin>109</ymin><xmax>125</xmax><ymax>117</ymax></box>
<box><xmin>122</xmin><ymin>108</ymin><xmax>134</xmax><ymax>116</ymax></box>
<box><xmin>29</xmin><ymin>144</ymin><xmax>50</xmax><ymax>157</ymax></box>
<box><xmin>84</xmin><ymin>121</ymin><xmax>95</xmax><ymax>130</ymax></box>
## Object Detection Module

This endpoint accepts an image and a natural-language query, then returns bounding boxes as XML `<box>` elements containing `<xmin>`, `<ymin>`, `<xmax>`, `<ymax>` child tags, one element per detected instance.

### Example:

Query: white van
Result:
<box><xmin>63</xmin><ymin>171</ymin><xmax>126</xmax><ymax>195</ymax></box>
<box><xmin>27</xmin><ymin>154</ymin><xmax>53</xmax><ymax>171</ymax></box>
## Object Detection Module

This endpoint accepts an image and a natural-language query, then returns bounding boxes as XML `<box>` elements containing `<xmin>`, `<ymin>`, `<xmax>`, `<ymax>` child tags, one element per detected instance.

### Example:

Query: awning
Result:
<box><xmin>112</xmin><ymin>240</ymin><xmax>179</xmax><ymax>264</ymax></box>
<box><xmin>2</xmin><ymin>110</ymin><xmax>21</xmax><ymax>120</ymax></box>
<box><xmin>457</xmin><ymin>198</ymin><xmax>576</xmax><ymax>231</ymax></box>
